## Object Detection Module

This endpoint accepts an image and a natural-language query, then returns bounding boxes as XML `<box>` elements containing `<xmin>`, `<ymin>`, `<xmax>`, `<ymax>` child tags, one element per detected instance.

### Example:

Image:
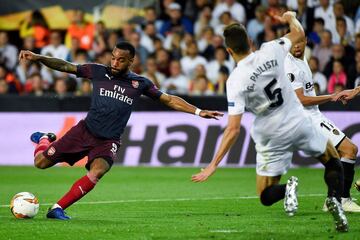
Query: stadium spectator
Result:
<box><xmin>333</xmin><ymin>17</ymin><xmax>354</xmax><ymax>48</ymax></box>
<box><xmin>309</xmin><ymin>56</ymin><xmax>328</xmax><ymax>94</ymax></box>
<box><xmin>142</xmin><ymin>56</ymin><xmax>165</xmax><ymax>88</ymax></box>
<box><xmin>206</xmin><ymin>46</ymin><xmax>233</xmax><ymax>85</ymax></box>
<box><xmin>25</xmin><ymin>73</ymin><xmax>46</xmax><ymax>96</ymax></box>
<box><xmin>314</xmin><ymin>0</ymin><xmax>335</xmax><ymax>35</ymax></box>
<box><xmin>332</xmin><ymin>1</ymin><xmax>354</xmax><ymax>37</ymax></box>
<box><xmin>93</xmin><ymin>21</ymin><xmax>108</xmax><ymax>55</ymax></box>
<box><xmin>180</xmin><ymin>41</ymin><xmax>207</xmax><ymax>79</ymax></box>
<box><xmin>120</xmin><ymin>23</ymin><xmax>136</xmax><ymax>42</ymax></box>
<box><xmin>95</xmin><ymin>49</ymin><xmax>112</xmax><ymax>66</ymax></box>
<box><xmin>0</xmin><ymin>78</ymin><xmax>8</xmax><ymax>94</ymax></box>
<box><xmin>155</xmin><ymin>48</ymin><xmax>171</xmax><ymax>77</ymax></box>
<box><xmin>189</xmin><ymin>74</ymin><xmax>214</xmax><ymax>96</ymax></box>
<box><xmin>76</xmin><ymin>78</ymin><xmax>92</xmax><ymax>96</ymax></box>
<box><xmin>246</xmin><ymin>5</ymin><xmax>266</xmax><ymax>46</ymax></box>
<box><xmin>256</xmin><ymin>16</ymin><xmax>277</xmax><ymax>47</ymax></box>
<box><xmin>164</xmin><ymin>30</ymin><xmax>183</xmax><ymax>60</ymax></box>
<box><xmin>129</xmin><ymin>32</ymin><xmax>149</xmax><ymax>65</ymax></box>
<box><xmin>0</xmin><ymin>64</ymin><xmax>21</xmax><ymax>93</ymax></box>
<box><xmin>130</xmin><ymin>53</ymin><xmax>143</xmax><ymax>74</ymax></box>
<box><xmin>141</xmin><ymin>6</ymin><xmax>163</xmax><ymax>32</ymax></box>
<box><xmin>347</xmin><ymin>50</ymin><xmax>360</xmax><ymax>89</ymax></box>
<box><xmin>312</xmin><ymin>30</ymin><xmax>333</xmax><ymax>71</ymax></box>
<box><xmin>323</xmin><ymin>44</ymin><xmax>352</xmax><ymax>78</ymax></box>
<box><xmin>197</xmin><ymin>26</ymin><xmax>216</xmax><ymax>60</ymax></box>
<box><xmin>66</xmin><ymin>37</ymin><xmax>81</xmax><ymax>62</ymax></box>
<box><xmin>328</xmin><ymin>60</ymin><xmax>347</xmax><ymax>94</ymax></box>
<box><xmin>53</xmin><ymin>77</ymin><xmax>69</xmax><ymax>98</ymax></box>
<box><xmin>215</xmin><ymin>65</ymin><xmax>229</xmax><ymax>95</ymax></box>
<box><xmin>296</xmin><ymin>0</ymin><xmax>315</xmax><ymax>32</ymax></box>
<box><xmin>308</xmin><ymin>18</ymin><xmax>325</xmax><ymax>46</ymax></box>
<box><xmin>212</xmin><ymin>0</ymin><xmax>246</xmax><ymax>25</ymax></box>
<box><xmin>194</xmin><ymin>5</ymin><xmax>213</xmax><ymax>39</ymax></box>
<box><xmin>106</xmin><ymin>31</ymin><xmax>120</xmax><ymax>50</ymax></box>
<box><xmin>41</xmin><ymin>31</ymin><xmax>69</xmax><ymax>78</ymax></box>
<box><xmin>214</xmin><ymin>11</ymin><xmax>236</xmax><ymax>36</ymax></box>
<box><xmin>140</xmin><ymin>22</ymin><xmax>163</xmax><ymax>54</ymax></box>
<box><xmin>161</xmin><ymin>59</ymin><xmax>188</xmax><ymax>94</ymax></box>
<box><xmin>22</xmin><ymin>36</ymin><xmax>36</xmax><ymax>53</ymax></box>
<box><xmin>65</xmin><ymin>9</ymin><xmax>95</xmax><ymax>51</ymax></box>
<box><xmin>355</xmin><ymin>33</ymin><xmax>360</xmax><ymax>52</ymax></box>
<box><xmin>160</xmin><ymin>2</ymin><xmax>194</xmax><ymax>36</ymax></box>
<box><xmin>19</xmin><ymin>10</ymin><xmax>50</xmax><ymax>50</ymax></box>
<box><xmin>0</xmin><ymin>31</ymin><xmax>18</xmax><ymax>71</ymax></box>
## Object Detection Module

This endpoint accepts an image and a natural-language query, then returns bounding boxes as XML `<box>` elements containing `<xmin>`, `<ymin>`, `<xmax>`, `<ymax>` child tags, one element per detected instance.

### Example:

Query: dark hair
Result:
<box><xmin>336</xmin><ymin>17</ymin><xmax>346</xmax><ymax>25</ymax></box>
<box><xmin>115</xmin><ymin>41</ymin><xmax>135</xmax><ymax>58</ymax></box>
<box><xmin>314</xmin><ymin>18</ymin><xmax>325</xmax><ymax>25</ymax></box>
<box><xmin>223</xmin><ymin>23</ymin><xmax>249</xmax><ymax>55</ymax></box>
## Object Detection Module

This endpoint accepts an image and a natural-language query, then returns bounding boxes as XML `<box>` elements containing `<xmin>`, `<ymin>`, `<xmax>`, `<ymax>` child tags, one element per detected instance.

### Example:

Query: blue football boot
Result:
<box><xmin>30</xmin><ymin>132</ymin><xmax>57</xmax><ymax>144</ymax></box>
<box><xmin>46</xmin><ymin>207</ymin><xmax>71</xmax><ymax>220</ymax></box>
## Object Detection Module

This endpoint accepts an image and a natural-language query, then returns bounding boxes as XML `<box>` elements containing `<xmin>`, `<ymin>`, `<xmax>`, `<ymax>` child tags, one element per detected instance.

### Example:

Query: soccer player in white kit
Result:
<box><xmin>284</xmin><ymin>38</ymin><xmax>360</xmax><ymax>212</ymax></box>
<box><xmin>192</xmin><ymin>12</ymin><xmax>348</xmax><ymax>232</ymax></box>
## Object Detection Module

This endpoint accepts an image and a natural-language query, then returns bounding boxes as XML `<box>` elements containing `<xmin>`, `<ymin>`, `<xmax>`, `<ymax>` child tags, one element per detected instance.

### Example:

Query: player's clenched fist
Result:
<box><xmin>19</xmin><ymin>50</ymin><xmax>39</xmax><ymax>62</ymax></box>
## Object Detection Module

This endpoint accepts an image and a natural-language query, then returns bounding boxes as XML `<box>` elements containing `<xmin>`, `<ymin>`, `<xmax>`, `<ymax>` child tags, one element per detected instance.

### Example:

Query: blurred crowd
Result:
<box><xmin>0</xmin><ymin>0</ymin><xmax>360</xmax><ymax>97</ymax></box>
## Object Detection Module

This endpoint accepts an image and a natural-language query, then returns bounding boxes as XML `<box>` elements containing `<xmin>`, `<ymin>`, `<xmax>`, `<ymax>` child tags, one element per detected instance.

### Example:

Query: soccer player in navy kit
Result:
<box><xmin>19</xmin><ymin>42</ymin><xmax>223</xmax><ymax>220</ymax></box>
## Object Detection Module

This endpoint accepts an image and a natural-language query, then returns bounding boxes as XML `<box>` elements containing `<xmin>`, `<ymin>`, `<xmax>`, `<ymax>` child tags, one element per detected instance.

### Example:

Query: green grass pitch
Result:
<box><xmin>0</xmin><ymin>166</ymin><xmax>359</xmax><ymax>240</ymax></box>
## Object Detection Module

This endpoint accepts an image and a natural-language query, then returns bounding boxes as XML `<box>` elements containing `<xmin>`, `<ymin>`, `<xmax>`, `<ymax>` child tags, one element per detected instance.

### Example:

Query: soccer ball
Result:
<box><xmin>10</xmin><ymin>192</ymin><xmax>39</xmax><ymax>219</ymax></box>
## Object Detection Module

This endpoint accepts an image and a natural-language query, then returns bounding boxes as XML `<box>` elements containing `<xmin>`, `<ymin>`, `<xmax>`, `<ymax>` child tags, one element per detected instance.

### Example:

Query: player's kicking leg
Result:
<box><xmin>317</xmin><ymin>141</ymin><xmax>348</xmax><ymax>232</ymax></box>
<box><xmin>47</xmin><ymin>158</ymin><xmax>110</xmax><ymax>220</ymax></box>
<box><xmin>256</xmin><ymin>174</ymin><xmax>299</xmax><ymax>216</ymax></box>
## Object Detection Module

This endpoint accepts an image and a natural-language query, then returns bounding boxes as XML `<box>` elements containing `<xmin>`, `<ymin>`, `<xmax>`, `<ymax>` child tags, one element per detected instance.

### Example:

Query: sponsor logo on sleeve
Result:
<box><xmin>228</xmin><ymin>102</ymin><xmax>235</xmax><ymax>107</ymax></box>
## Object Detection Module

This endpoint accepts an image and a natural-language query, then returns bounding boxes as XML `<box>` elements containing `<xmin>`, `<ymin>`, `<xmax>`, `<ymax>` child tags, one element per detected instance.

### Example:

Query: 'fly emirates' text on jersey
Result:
<box><xmin>226</xmin><ymin>38</ymin><xmax>306</xmax><ymax>139</ymax></box>
<box><xmin>284</xmin><ymin>53</ymin><xmax>323</xmax><ymax>119</ymax></box>
<box><xmin>76</xmin><ymin>64</ymin><xmax>162</xmax><ymax>140</ymax></box>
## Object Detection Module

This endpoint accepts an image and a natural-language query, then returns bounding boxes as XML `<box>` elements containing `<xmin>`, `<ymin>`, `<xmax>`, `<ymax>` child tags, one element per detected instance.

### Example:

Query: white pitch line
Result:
<box><xmin>210</xmin><ymin>230</ymin><xmax>242</xmax><ymax>233</ymax></box>
<box><xmin>0</xmin><ymin>193</ymin><xmax>326</xmax><ymax>208</ymax></box>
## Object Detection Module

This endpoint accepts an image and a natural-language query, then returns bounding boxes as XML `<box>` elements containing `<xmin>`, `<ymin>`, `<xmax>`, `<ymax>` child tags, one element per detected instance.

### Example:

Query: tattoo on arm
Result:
<box><xmin>38</xmin><ymin>56</ymin><xmax>77</xmax><ymax>74</ymax></box>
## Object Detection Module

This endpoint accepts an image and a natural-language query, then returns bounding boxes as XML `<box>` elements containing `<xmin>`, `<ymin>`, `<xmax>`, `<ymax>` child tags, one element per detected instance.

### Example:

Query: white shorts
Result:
<box><xmin>312</xmin><ymin>115</ymin><xmax>346</xmax><ymax>148</ymax></box>
<box><xmin>255</xmin><ymin>115</ymin><xmax>328</xmax><ymax>177</ymax></box>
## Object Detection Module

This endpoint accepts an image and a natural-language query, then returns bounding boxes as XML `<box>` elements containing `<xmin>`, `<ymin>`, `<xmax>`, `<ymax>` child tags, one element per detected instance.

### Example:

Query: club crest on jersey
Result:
<box><xmin>47</xmin><ymin>146</ymin><xmax>56</xmax><ymax>156</ymax></box>
<box><xmin>132</xmin><ymin>80</ymin><xmax>139</xmax><ymax>88</ymax></box>
<box><xmin>287</xmin><ymin>73</ymin><xmax>295</xmax><ymax>82</ymax></box>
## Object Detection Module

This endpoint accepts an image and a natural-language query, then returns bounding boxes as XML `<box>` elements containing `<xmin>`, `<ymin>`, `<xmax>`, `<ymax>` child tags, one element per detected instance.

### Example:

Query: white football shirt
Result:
<box><xmin>284</xmin><ymin>54</ymin><xmax>322</xmax><ymax>119</ymax></box>
<box><xmin>226</xmin><ymin>37</ymin><xmax>306</xmax><ymax>139</ymax></box>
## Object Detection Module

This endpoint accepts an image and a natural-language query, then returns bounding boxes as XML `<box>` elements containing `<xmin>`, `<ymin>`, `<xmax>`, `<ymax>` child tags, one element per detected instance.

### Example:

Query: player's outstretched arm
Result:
<box><xmin>159</xmin><ymin>93</ymin><xmax>224</xmax><ymax>119</ymax></box>
<box><xmin>274</xmin><ymin>11</ymin><xmax>305</xmax><ymax>45</ymax></box>
<box><xmin>333</xmin><ymin>87</ymin><xmax>360</xmax><ymax>102</ymax></box>
<box><xmin>192</xmin><ymin>114</ymin><xmax>242</xmax><ymax>182</ymax></box>
<box><xmin>19</xmin><ymin>50</ymin><xmax>77</xmax><ymax>74</ymax></box>
<box><xmin>295</xmin><ymin>88</ymin><xmax>334</xmax><ymax>106</ymax></box>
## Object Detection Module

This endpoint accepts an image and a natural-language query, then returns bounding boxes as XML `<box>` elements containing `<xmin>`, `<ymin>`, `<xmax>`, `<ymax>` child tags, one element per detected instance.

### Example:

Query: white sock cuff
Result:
<box><xmin>51</xmin><ymin>203</ymin><xmax>62</xmax><ymax>210</ymax></box>
<box><xmin>340</xmin><ymin>157</ymin><xmax>356</xmax><ymax>164</ymax></box>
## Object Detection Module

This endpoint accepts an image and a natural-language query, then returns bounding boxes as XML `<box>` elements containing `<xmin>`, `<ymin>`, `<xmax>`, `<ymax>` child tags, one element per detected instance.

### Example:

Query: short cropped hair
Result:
<box><xmin>223</xmin><ymin>23</ymin><xmax>249</xmax><ymax>55</ymax></box>
<box><xmin>115</xmin><ymin>41</ymin><xmax>135</xmax><ymax>58</ymax></box>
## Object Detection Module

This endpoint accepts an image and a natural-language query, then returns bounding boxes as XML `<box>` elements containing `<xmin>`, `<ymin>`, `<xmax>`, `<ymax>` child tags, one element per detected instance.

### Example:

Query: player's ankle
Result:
<box><xmin>51</xmin><ymin>203</ymin><xmax>62</xmax><ymax>210</ymax></box>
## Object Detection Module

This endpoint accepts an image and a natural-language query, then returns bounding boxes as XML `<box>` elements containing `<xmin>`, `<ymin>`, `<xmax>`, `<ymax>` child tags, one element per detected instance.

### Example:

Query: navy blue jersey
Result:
<box><xmin>76</xmin><ymin>63</ymin><xmax>163</xmax><ymax>140</ymax></box>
